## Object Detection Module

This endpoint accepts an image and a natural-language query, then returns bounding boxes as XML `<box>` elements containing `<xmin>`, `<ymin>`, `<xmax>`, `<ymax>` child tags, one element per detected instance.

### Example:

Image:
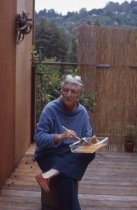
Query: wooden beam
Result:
<box><xmin>33</xmin><ymin>61</ymin><xmax>78</xmax><ymax>66</ymax></box>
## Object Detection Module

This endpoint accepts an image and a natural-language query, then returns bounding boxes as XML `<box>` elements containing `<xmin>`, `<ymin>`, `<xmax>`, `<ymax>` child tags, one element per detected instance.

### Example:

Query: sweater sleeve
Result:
<box><xmin>34</xmin><ymin>106</ymin><xmax>59</xmax><ymax>150</ymax></box>
<box><xmin>81</xmin><ymin>108</ymin><xmax>93</xmax><ymax>138</ymax></box>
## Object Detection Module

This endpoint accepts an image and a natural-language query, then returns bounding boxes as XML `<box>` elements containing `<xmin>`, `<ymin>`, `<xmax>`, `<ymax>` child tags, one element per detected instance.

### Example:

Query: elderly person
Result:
<box><xmin>34</xmin><ymin>74</ymin><xmax>95</xmax><ymax>210</ymax></box>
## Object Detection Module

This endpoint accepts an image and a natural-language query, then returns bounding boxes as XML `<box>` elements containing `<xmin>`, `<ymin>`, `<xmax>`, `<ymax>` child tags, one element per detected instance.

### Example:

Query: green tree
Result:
<box><xmin>35</xmin><ymin>60</ymin><xmax>61</xmax><ymax>120</ymax></box>
<box><xmin>35</xmin><ymin>18</ymin><xmax>68</xmax><ymax>61</ymax></box>
<box><xmin>68</xmin><ymin>36</ymin><xmax>77</xmax><ymax>63</ymax></box>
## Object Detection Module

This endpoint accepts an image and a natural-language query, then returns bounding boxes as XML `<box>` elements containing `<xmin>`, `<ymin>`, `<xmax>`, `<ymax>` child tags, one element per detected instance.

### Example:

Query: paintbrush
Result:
<box><xmin>62</xmin><ymin>126</ymin><xmax>91</xmax><ymax>145</ymax></box>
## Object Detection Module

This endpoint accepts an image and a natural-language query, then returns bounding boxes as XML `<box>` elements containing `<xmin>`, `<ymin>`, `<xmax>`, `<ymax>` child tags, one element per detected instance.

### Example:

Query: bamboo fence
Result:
<box><xmin>78</xmin><ymin>25</ymin><xmax>137</xmax><ymax>151</ymax></box>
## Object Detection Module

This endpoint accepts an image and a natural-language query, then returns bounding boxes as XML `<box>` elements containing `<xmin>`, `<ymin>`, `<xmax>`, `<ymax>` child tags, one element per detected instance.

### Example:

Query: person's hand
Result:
<box><xmin>54</xmin><ymin>129</ymin><xmax>78</xmax><ymax>143</ymax></box>
<box><xmin>63</xmin><ymin>129</ymin><xmax>77</xmax><ymax>140</ymax></box>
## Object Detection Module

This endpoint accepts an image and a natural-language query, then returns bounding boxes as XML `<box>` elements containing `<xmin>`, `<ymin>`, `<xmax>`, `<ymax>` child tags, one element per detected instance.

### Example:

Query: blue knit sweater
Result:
<box><xmin>34</xmin><ymin>97</ymin><xmax>92</xmax><ymax>160</ymax></box>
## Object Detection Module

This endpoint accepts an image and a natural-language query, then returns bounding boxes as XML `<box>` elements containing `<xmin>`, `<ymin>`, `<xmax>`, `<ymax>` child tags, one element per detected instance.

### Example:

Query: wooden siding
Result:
<box><xmin>0</xmin><ymin>0</ymin><xmax>17</xmax><ymax>191</ymax></box>
<box><xmin>0</xmin><ymin>0</ymin><xmax>34</xmax><ymax>190</ymax></box>
<box><xmin>0</xmin><ymin>144</ymin><xmax>137</xmax><ymax>209</ymax></box>
<box><xmin>15</xmin><ymin>0</ymin><xmax>34</xmax><ymax>163</ymax></box>
<box><xmin>78</xmin><ymin>25</ymin><xmax>137</xmax><ymax>151</ymax></box>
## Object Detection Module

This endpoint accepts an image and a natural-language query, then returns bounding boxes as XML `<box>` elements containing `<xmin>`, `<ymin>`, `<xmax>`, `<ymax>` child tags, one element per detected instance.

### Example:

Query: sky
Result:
<box><xmin>35</xmin><ymin>0</ymin><xmax>131</xmax><ymax>15</ymax></box>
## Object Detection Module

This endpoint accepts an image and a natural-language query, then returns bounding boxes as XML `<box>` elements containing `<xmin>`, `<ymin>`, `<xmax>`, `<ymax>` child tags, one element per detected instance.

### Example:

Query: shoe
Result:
<box><xmin>35</xmin><ymin>174</ymin><xmax>50</xmax><ymax>192</ymax></box>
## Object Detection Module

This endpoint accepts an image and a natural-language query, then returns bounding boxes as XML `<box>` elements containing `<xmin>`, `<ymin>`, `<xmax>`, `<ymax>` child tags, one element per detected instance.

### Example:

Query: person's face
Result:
<box><xmin>61</xmin><ymin>83</ymin><xmax>81</xmax><ymax>110</ymax></box>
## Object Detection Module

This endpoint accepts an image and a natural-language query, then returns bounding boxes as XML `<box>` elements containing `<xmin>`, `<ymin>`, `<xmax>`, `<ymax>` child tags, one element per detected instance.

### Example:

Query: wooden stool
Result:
<box><xmin>41</xmin><ymin>180</ymin><xmax>78</xmax><ymax>210</ymax></box>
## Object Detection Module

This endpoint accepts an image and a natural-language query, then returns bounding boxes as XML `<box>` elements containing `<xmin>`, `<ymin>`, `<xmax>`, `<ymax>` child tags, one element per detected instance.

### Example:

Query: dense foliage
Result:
<box><xmin>35</xmin><ymin>62</ymin><xmax>61</xmax><ymax>120</ymax></box>
<box><xmin>35</xmin><ymin>18</ymin><xmax>69</xmax><ymax>61</ymax></box>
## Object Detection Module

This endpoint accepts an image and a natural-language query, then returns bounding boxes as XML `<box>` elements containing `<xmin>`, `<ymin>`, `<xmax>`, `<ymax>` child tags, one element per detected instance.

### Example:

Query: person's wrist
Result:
<box><xmin>54</xmin><ymin>134</ymin><xmax>63</xmax><ymax>143</ymax></box>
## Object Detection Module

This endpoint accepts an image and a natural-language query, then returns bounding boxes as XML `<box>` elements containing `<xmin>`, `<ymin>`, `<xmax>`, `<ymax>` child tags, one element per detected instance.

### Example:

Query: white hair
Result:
<box><xmin>61</xmin><ymin>74</ymin><xmax>83</xmax><ymax>88</ymax></box>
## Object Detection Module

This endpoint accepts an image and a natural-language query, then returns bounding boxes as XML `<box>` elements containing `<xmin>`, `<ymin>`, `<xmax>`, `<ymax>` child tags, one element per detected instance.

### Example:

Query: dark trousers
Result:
<box><xmin>52</xmin><ymin>174</ymin><xmax>81</xmax><ymax>210</ymax></box>
<box><xmin>37</xmin><ymin>151</ymin><xmax>95</xmax><ymax>210</ymax></box>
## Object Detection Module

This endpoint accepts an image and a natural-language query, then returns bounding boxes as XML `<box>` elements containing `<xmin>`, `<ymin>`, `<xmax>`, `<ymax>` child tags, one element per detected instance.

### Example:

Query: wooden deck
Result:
<box><xmin>0</xmin><ymin>144</ymin><xmax>137</xmax><ymax>210</ymax></box>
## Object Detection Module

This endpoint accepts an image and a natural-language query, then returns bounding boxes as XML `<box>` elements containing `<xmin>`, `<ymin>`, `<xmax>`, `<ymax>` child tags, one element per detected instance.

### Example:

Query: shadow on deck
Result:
<box><xmin>0</xmin><ymin>144</ymin><xmax>137</xmax><ymax>210</ymax></box>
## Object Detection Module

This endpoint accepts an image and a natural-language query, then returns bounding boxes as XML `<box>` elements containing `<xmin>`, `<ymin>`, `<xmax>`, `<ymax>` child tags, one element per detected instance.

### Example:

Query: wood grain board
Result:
<box><xmin>0</xmin><ymin>144</ymin><xmax>137</xmax><ymax>210</ymax></box>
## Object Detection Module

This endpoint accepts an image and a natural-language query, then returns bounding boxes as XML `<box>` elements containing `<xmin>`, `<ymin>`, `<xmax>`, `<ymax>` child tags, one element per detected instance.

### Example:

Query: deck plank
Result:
<box><xmin>0</xmin><ymin>144</ymin><xmax>137</xmax><ymax>210</ymax></box>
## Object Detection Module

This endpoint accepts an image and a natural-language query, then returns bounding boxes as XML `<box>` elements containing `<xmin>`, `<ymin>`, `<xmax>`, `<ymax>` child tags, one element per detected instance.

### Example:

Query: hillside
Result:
<box><xmin>35</xmin><ymin>1</ymin><xmax>137</xmax><ymax>32</ymax></box>
<box><xmin>34</xmin><ymin>1</ymin><xmax>137</xmax><ymax>62</ymax></box>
